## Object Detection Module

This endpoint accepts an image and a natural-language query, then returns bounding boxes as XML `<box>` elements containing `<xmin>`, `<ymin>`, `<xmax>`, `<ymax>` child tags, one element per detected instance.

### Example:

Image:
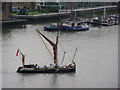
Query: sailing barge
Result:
<box><xmin>17</xmin><ymin>30</ymin><xmax>77</xmax><ymax>73</ymax></box>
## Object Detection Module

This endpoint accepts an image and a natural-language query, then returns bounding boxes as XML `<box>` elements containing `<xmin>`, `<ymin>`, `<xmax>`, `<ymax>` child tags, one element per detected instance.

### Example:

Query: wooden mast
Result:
<box><xmin>36</xmin><ymin>30</ymin><xmax>58</xmax><ymax>67</ymax></box>
<box><xmin>72</xmin><ymin>48</ymin><xmax>77</xmax><ymax>64</ymax></box>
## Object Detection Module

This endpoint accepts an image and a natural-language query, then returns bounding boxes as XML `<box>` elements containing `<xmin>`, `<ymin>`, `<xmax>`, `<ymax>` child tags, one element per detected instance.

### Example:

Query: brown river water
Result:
<box><xmin>2</xmin><ymin>21</ymin><xmax>118</xmax><ymax>88</ymax></box>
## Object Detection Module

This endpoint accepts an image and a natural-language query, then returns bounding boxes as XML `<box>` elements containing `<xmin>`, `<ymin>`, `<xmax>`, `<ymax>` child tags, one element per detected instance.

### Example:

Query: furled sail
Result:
<box><xmin>21</xmin><ymin>52</ymin><xmax>25</xmax><ymax>66</ymax></box>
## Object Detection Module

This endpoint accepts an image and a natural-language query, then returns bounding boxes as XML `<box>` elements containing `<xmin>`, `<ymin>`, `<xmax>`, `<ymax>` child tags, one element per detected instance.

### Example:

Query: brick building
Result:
<box><xmin>2</xmin><ymin>2</ymin><xmax>12</xmax><ymax>20</ymax></box>
<box><xmin>118</xmin><ymin>1</ymin><xmax>120</xmax><ymax>22</ymax></box>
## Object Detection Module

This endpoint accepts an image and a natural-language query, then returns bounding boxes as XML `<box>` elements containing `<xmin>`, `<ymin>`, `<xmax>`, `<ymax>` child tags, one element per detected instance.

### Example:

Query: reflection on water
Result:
<box><xmin>14</xmin><ymin>72</ymin><xmax>76</xmax><ymax>88</ymax></box>
<box><xmin>2</xmin><ymin>23</ymin><xmax>26</xmax><ymax>30</ymax></box>
<box><xmin>50</xmin><ymin>74</ymin><xmax>58</xmax><ymax>87</ymax></box>
<box><xmin>2</xmin><ymin>19</ymin><xmax>118</xmax><ymax>88</ymax></box>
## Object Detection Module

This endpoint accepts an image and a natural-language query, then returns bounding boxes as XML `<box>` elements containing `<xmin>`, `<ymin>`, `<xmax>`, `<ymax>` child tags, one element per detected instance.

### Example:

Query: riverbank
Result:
<box><xmin>12</xmin><ymin>12</ymin><xmax>70</xmax><ymax>20</ymax></box>
<box><xmin>2</xmin><ymin>5</ymin><xmax>118</xmax><ymax>25</ymax></box>
<box><xmin>12</xmin><ymin>5</ymin><xmax>117</xmax><ymax>18</ymax></box>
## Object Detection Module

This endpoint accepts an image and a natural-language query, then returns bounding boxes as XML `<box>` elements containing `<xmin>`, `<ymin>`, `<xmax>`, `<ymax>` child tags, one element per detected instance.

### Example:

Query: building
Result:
<box><xmin>0</xmin><ymin>2</ymin><xmax>2</xmax><ymax>20</ymax></box>
<box><xmin>59</xmin><ymin>2</ymin><xmax>113</xmax><ymax>10</ymax></box>
<box><xmin>36</xmin><ymin>2</ymin><xmax>59</xmax><ymax>9</ymax></box>
<box><xmin>2</xmin><ymin>2</ymin><xmax>12</xmax><ymax>20</ymax></box>
<box><xmin>12</xmin><ymin>2</ymin><xmax>36</xmax><ymax>11</ymax></box>
<box><xmin>36</xmin><ymin>2</ymin><xmax>60</xmax><ymax>13</ymax></box>
<box><xmin>118</xmin><ymin>1</ymin><xmax>120</xmax><ymax>21</ymax></box>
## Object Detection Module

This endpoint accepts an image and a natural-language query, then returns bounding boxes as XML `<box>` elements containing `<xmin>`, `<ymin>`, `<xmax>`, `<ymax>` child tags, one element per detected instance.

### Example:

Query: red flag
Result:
<box><xmin>16</xmin><ymin>49</ymin><xmax>19</xmax><ymax>56</ymax></box>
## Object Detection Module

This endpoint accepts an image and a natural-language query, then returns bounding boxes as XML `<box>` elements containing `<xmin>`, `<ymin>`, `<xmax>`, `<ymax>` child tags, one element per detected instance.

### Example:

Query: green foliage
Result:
<box><xmin>37</xmin><ymin>8</ymin><xmax>47</xmax><ymax>13</ymax></box>
<box><xmin>12</xmin><ymin>11</ymin><xmax>17</xmax><ymax>14</ymax></box>
<box><xmin>12</xmin><ymin>6</ymin><xmax>59</xmax><ymax>15</ymax></box>
<box><xmin>46</xmin><ymin>6</ymin><xmax>59</xmax><ymax>13</ymax></box>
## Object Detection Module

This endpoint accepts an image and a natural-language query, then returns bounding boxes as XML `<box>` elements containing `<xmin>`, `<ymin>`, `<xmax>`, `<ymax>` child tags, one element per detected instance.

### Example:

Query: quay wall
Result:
<box><xmin>2</xmin><ymin>19</ymin><xmax>27</xmax><ymax>24</ymax></box>
<box><xmin>12</xmin><ymin>13</ymin><xmax>70</xmax><ymax>22</ymax></box>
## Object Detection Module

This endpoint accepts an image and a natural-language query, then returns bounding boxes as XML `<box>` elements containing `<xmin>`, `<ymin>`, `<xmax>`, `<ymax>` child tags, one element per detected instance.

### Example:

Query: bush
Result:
<box><xmin>37</xmin><ymin>6</ymin><xmax>59</xmax><ymax>13</ymax></box>
<box><xmin>12</xmin><ymin>11</ymin><xmax>17</xmax><ymax>14</ymax></box>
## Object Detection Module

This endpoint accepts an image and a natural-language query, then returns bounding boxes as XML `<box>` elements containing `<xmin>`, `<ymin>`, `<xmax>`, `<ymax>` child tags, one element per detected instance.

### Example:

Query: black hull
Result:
<box><xmin>90</xmin><ymin>22</ymin><xmax>101</xmax><ymax>25</ymax></box>
<box><xmin>44</xmin><ymin>27</ymin><xmax>59</xmax><ymax>31</ymax></box>
<box><xmin>17</xmin><ymin>65</ymin><xmax>76</xmax><ymax>73</ymax></box>
<box><xmin>101</xmin><ymin>23</ymin><xmax>113</xmax><ymax>26</ymax></box>
<box><xmin>84</xmin><ymin>21</ymin><xmax>91</xmax><ymax>25</ymax></box>
<box><xmin>44</xmin><ymin>28</ymin><xmax>59</xmax><ymax>31</ymax></box>
<box><xmin>17</xmin><ymin>69</ymin><xmax>75</xmax><ymax>73</ymax></box>
<box><xmin>61</xmin><ymin>28</ymin><xmax>89</xmax><ymax>31</ymax></box>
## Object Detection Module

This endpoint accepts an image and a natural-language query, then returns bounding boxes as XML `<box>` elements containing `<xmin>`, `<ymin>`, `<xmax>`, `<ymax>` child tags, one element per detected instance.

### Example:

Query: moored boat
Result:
<box><xmin>101</xmin><ymin>18</ymin><xmax>115</xmax><ymax>26</ymax></box>
<box><xmin>90</xmin><ymin>17</ymin><xmax>101</xmax><ymax>25</ymax></box>
<box><xmin>61</xmin><ymin>21</ymin><xmax>89</xmax><ymax>31</ymax></box>
<box><xmin>44</xmin><ymin>23</ymin><xmax>59</xmax><ymax>31</ymax></box>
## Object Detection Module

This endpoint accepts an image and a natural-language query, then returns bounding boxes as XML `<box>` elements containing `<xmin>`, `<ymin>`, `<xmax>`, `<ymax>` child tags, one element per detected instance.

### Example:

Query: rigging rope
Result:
<box><xmin>37</xmin><ymin>31</ymin><xmax>55</xmax><ymax>62</ymax></box>
<box><xmin>58</xmin><ymin>41</ymin><xmax>72</xmax><ymax>65</ymax></box>
<box><xmin>58</xmin><ymin>41</ymin><xmax>66</xmax><ymax>65</ymax></box>
<box><xmin>58</xmin><ymin>41</ymin><xmax>65</xmax><ymax>53</ymax></box>
<box><xmin>58</xmin><ymin>41</ymin><xmax>73</xmax><ymax>64</ymax></box>
<box><xmin>34</xmin><ymin>29</ymin><xmax>53</xmax><ymax>66</ymax></box>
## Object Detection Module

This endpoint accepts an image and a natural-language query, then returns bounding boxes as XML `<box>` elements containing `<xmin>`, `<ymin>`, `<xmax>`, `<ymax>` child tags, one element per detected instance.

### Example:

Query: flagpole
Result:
<box><xmin>16</xmin><ymin>48</ymin><xmax>25</xmax><ymax>67</ymax></box>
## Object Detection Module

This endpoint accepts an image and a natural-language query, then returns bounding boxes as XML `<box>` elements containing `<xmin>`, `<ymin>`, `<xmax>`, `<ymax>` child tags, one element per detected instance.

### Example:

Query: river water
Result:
<box><xmin>2</xmin><ymin>21</ymin><xmax>118</xmax><ymax>88</ymax></box>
